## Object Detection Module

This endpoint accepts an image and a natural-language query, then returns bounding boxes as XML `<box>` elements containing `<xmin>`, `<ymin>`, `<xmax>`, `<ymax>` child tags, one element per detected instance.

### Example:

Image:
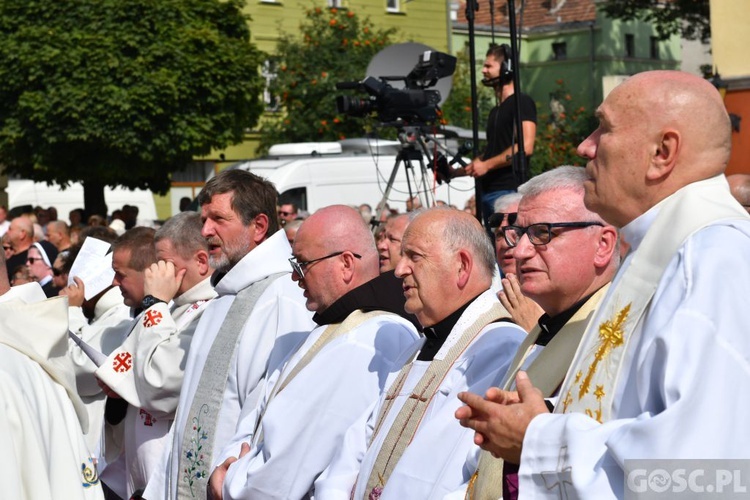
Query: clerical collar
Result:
<box><xmin>313</xmin><ymin>270</ymin><xmax>420</xmax><ymax>331</ymax></box>
<box><xmin>536</xmin><ymin>290</ymin><xmax>598</xmax><ymax>346</ymax></box>
<box><xmin>417</xmin><ymin>294</ymin><xmax>481</xmax><ymax>361</ymax></box>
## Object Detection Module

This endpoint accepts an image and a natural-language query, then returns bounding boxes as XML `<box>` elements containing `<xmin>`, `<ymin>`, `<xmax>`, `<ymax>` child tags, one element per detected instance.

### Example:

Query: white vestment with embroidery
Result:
<box><xmin>316</xmin><ymin>291</ymin><xmax>525</xmax><ymax>500</ymax></box>
<box><xmin>518</xmin><ymin>178</ymin><xmax>750</xmax><ymax>499</ymax></box>
<box><xmin>144</xmin><ymin>230</ymin><xmax>315</xmax><ymax>499</ymax></box>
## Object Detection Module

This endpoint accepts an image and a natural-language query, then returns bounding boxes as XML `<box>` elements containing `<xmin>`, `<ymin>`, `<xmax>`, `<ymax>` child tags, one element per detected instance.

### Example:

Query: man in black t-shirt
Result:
<box><xmin>454</xmin><ymin>44</ymin><xmax>537</xmax><ymax>226</ymax></box>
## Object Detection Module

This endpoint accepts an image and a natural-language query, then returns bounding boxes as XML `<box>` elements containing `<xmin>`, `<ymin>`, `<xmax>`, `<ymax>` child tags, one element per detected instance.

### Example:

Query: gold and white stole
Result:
<box><xmin>558</xmin><ymin>176</ymin><xmax>748</xmax><ymax>423</ymax></box>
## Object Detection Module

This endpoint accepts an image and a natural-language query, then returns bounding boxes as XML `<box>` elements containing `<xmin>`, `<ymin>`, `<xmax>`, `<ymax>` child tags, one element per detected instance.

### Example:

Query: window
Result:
<box><xmin>552</xmin><ymin>42</ymin><xmax>567</xmax><ymax>61</ymax></box>
<box><xmin>387</xmin><ymin>0</ymin><xmax>400</xmax><ymax>12</ymax></box>
<box><xmin>280</xmin><ymin>187</ymin><xmax>308</xmax><ymax>212</ymax></box>
<box><xmin>650</xmin><ymin>36</ymin><xmax>660</xmax><ymax>60</ymax></box>
<box><xmin>261</xmin><ymin>59</ymin><xmax>279</xmax><ymax>111</ymax></box>
<box><xmin>625</xmin><ymin>34</ymin><xmax>635</xmax><ymax>58</ymax></box>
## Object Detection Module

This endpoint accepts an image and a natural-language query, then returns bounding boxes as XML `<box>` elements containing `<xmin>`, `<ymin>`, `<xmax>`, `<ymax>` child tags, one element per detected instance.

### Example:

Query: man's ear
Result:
<box><xmin>195</xmin><ymin>249</ymin><xmax>211</xmax><ymax>276</ymax></box>
<box><xmin>646</xmin><ymin>129</ymin><xmax>680</xmax><ymax>182</ymax></box>
<box><xmin>252</xmin><ymin>213</ymin><xmax>270</xmax><ymax>244</ymax></box>
<box><xmin>340</xmin><ymin>251</ymin><xmax>359</xmax><ymax>284</ymax></box>
<box><xmin>457</xmin><ymin>249</ymin><xmax>473</xmax><ymax>289</ymax></box>
<box><xmin>593</xmin><ymin>226</ymin><xmax>618</xmax><ymax>269</ymax></box>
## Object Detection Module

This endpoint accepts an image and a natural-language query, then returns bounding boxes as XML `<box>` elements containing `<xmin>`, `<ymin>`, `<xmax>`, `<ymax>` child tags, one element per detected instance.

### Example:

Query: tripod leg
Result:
<box><xmin>373</xmin><ymin>155</ymin><xmax>402</xmax><ymax>232</ymax></box>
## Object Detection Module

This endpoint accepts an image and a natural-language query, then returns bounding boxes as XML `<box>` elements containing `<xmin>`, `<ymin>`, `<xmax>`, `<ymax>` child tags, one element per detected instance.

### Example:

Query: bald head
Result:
<box><xmin>7</xmin><ymin>216</ymin><xmax>33</xmax><ymax>251</ymax></box>
<box><xmin>629</xmin><ymin>71</ymin><xmax>730</xmax><ymax>177</ymax></box>
<box><xmin>395</xmin><ymin>207</ymin><xmax>496</xmax><ymax>326</ymax></box>
<box><xmin>579</xmin><ymin>70</ymin><xmax>733</xmax><ymax>226</ymax></box>
<box><xmin>292</xmin><ymin>205</ymin><xmax>379</xmax><ymax>313</ymax></box>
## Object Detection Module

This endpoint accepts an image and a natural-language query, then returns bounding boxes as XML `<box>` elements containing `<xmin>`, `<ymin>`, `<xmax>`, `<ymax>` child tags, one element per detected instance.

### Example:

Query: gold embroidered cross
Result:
<box><xmin>578</xmin><ymin>303</ymin><xmax>631</xmax><ymax>400</ymax></box>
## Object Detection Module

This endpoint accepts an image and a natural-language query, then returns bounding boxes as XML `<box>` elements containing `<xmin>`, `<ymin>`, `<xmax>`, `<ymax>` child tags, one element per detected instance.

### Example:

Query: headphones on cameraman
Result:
<box><xmin>482</xmin><ymin>43</ymin><xmax>514</xmax><ymax>88</ymax></box>
<box><xmin>498</xmin><ymin>43</ymin><xmax>514</xmax><ymax>83</ymax></box>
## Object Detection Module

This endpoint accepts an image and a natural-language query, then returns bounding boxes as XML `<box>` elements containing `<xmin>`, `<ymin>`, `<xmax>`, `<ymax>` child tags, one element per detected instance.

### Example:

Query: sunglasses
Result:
<box><xmin>2</xmin><ymin>245</ymin><xmax>10</xmax><ymax>251</ymax></box>
<box><xmin>53</xmin><ymin>267</ymin><xmax>65</xmax><ymax>277</ymax></box>
<box><xmin>278</xmin><ymin>211</ymin><xmax>294</xmax><ymax>217</ymax></box>
<box><xmin>487</xmin><ymin>211</ymin><xmax>518</xmax><ymax>229</ymax></box>
<box><xmin>26</xmin><ymin>257</ymin><xmax>43</xmax><ymax>264</ymax></box>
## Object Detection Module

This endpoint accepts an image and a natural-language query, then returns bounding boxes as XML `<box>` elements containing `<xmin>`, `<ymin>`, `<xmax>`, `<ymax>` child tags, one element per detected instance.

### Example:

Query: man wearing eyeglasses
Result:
<box><xmin>145</xmin><ymin>170</ymin><xmax>314</xmax><ymax>500</ymax></box>
<box><xmin>315</xmin><ymin>207</ymin><xmax>525</xmax><ymax>499</ymax></box>
<box><xmin>457</xmin><ymin>166</ymin><xmax>619</xmax><ymax>500</ymax></box>
<box><xmin>488</xmin><ymin>192</ymin><xmax>543</xmax><ymax>333</ymax></box>
<box><xmin>456</xmin><ymin>71</ymin><xmax>750</xmax><ymax>499</ymax></box>
<box><xmin>207</xmin><ymin>205</ymin><xmax>421</xmax><ymax>500</ymax></box>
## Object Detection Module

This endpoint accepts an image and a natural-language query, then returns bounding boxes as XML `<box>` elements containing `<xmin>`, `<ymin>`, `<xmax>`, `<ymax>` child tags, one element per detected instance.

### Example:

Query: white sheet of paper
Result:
<box><xmin>68</xmin><ymin>237</ymin><xmax>116</xmax><ymax>300</ymax></box>
<box><xmin>68</xmin><ymin>330</ymin><xmax>108</xmax><ymax>367</ymax></box>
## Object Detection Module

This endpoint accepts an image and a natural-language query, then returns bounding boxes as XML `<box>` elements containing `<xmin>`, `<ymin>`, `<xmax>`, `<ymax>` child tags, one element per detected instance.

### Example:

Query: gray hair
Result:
<box><xmin>155</xmin><ymin>212</ymin><xmax>208</xmax><ymax>259</ymax></box>
<box><xmin>493</xmin><ymin>192</ymin><xmax>523</xmax><ymax>212</ymax></box>
<box><xmin>434</xmin><ymin>207</ymin><xmax>496</xmax><ymax>279</ymax></box>
<box><xmin>518</xmin><ymin>165</ymin><xmax>587</xmax><ymax>198</ymax></box>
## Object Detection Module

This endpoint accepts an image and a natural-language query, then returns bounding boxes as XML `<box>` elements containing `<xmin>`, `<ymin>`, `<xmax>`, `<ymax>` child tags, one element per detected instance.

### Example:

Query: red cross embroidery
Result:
<box><xmin>112</xmin><ymin>352</ymin><xmax>133</xmax><ymax>373</ymax></box>
<box><xmin>143</xmin><ymin>309</ymin><xmax>163</xmax><ymax>328</ymax></box>
<box><xmin>139</xmin><ymin>409</ymin><xmax>155</xmax><ymax>426</ymax></box>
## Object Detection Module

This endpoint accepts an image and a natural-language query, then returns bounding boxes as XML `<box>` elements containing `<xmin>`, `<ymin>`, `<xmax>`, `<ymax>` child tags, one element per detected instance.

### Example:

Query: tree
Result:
<box><xmin>259</xmin><ymin>7</ymin><xmax>398</xmax><ymax>153</ymax></box>
<box><xmin>0</xmin><ymin>0</ymin><xmax>264</xmax><ymax>216</ymax></box>
<box><xmin>440</xmin><ymin>43</ymin><xmax>495</xmax><ymax>132</ymax></box>
<box><xmin>531</xmin><ymin>80</ymin><xmax>596</xmax><ymax>177</ymax></box>
<box><xmin>601</xmin><ymin>0</ymin><xmax>711</xmax><ymax>43</ymax></box>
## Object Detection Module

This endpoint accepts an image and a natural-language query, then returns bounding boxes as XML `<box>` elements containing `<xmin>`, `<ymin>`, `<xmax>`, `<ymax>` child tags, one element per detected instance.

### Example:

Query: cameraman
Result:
<box><xmin>453</xmin><ymin>44</ymin><xmax>536</xmax><ymax>226</ymax></box>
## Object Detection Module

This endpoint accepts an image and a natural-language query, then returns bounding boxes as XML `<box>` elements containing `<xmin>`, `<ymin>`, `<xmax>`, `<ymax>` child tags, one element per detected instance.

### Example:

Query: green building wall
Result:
<box><xmin>452</xmin><ymin>10</ymin><xmax>681</xmax><ymax>118</ymax></box>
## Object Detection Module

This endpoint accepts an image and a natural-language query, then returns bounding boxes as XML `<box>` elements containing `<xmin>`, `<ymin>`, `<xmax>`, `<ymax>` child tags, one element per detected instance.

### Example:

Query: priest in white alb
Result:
<box><xmin>315</xmin><ymin>208</ymin><xmax>525</xmax><ymax>499</ymax></box>
<box><xmin>456</xmin><ymin>70</ymin><xmax>750</xmax><ymax>499</ymax></box>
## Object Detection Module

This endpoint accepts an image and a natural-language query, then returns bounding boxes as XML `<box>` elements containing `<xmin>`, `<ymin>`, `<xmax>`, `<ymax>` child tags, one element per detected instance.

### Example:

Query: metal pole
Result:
<box><xmin>506</xmin><ymin>0</ymin><xmax>527</xmax><ymax>184</ymax></box>
<box><xmin>465</xmin><ymin>0</ymin><xmax>483</xmax><ymax>224</ymax></box>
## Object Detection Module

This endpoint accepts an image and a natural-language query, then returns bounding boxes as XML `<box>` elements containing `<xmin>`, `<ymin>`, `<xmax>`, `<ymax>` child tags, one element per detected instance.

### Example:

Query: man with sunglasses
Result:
<box><xmin>457</xmin><ymin>71</ymin><xmax>750</xmax><ymax>499</ymax></box>
<box><xmin>145</xmin><ymin>170</ymin><xmax>315</xmax><ymax>500</ymax></box>
<box><xmin>458</xmin><ymin>166</ymin><xmax>619</xmax><ymax>500</ymax></box>
<box><xmin>208</xmin><ymin>205</ymin><xmax>421</xmax><ymax>500</ymax></box>
<box><xmin>489</xmin><ymin>193</ymin><xmax>543</xmax><ymax>333</ymax></box>
<box><xmin>278</xmin><ymin>202</ymin><xmax>299</xmax><ymax>225</ymax></box>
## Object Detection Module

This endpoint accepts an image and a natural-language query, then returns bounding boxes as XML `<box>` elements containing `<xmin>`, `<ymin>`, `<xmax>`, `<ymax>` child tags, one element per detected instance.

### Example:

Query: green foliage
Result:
<box><xmin>0</xmin><ymin>0</ymin><xmax>264</xmax><ymax>196</ymax></box>
<box><xmin>531</xmin><ymin>80</ymin><xmax>596</xmax><ymax>177</ymax></box>
<box><xmin>601</xmin><ymin>0</ymin><xmax>710</xmax><ymax>43</ymax></box>
<box><xmin>440</xmin><ymin>44</ymin><xmax>495</xmax><ymax>131</ymax></box>
<box><xmin>259</xmin><ymin>7</ymin><xmax>398</xmax><ymax>153</ymax></box>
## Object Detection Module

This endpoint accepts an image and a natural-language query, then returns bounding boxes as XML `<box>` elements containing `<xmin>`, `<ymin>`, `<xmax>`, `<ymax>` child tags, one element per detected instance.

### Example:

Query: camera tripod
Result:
<box><xmin>372</xmin><ymin>125</ymin><xmax>465</xmax><ymax>231</ymax></box>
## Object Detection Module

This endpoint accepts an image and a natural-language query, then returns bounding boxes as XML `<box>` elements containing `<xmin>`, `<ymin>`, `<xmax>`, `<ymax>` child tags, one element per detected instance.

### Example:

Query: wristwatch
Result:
<box><xmin>141</xmin><ymin>295</ymin><xmax>166</xmax><ymax>309</ymax></box>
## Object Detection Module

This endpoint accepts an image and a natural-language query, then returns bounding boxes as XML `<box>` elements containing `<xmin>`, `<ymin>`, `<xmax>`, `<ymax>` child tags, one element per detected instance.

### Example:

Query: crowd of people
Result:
<box><xmin>1</xmin><ymin>69</ymin><xmax>750</xmax><ymax>500</ymax></box>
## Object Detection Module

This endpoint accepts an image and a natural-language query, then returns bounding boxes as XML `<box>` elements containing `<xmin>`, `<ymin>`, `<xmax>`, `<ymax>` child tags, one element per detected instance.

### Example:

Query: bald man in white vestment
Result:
<box><xmin>457</xmin><ymin>70</ymin><xmax>750</xmax><ymax>499</ymax></box>
<box><xmin>315</xmin><ymin>208</ymin><xmax>525</xmax><ymax>499</ymax></box>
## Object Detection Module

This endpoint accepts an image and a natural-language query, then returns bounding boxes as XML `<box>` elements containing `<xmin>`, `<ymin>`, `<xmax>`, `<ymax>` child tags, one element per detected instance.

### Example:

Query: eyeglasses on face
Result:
<box><xmin>487</xmin><ymin>211</ymin><xmax>518</xmax><ymax>229</ymax></box>
<box><xmin>26</xmin><ymin>257</ymin><xmax>44</xmax><ymax>264</ymax></box>
<box><xmin>52</xmin><ymin>267</ymin><xmax>65</xmax><ymax>277</ymax></box>
<box><xmin>278</xmin><ymin>211</ymin><xmax>294</xmax><ymax>217</ymax></box>
<box><xmin>503</xmin><ymin>222</ymin><xmax>604</xmax><ymax>247</ymax></box>
<box><xmin>2</xmin><ymin>245</ymin><xmax>11</xmax><ymax>251</ymax></box>
<box><xmin>289</xmin><ymin>250</ymin><xmax>362</xmax><ymax>279</ymax></box>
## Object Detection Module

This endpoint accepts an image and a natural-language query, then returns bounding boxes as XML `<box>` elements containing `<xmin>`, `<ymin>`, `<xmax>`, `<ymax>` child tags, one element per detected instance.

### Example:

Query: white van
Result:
<box><xmin>5</xmin><ymin>179</ymin><xmax>158</xmax><ymax>224</ymax></box>
<box><xmin>228</xmin><ymin>139</ymin><xmax>476</xmax><ymax>214</ymax></box>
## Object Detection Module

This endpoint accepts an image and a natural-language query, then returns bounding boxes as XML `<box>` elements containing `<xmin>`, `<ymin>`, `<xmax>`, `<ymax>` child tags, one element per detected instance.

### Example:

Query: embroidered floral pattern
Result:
<box><xmin>182</xmin><ymin>404</ymin><xmax>210</xmax><ymax>497</ymax></box>
<box><xmin>81</xmin><ymin>458</ymin><xmax>99</xmax><ymax>487</ymax></box>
